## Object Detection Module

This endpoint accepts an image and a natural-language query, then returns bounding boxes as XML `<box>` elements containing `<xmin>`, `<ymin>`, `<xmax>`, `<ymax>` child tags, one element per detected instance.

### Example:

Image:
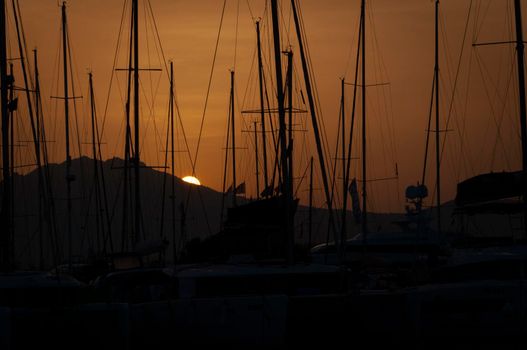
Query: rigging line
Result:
<box><xmin>110</xmin><ymin>72</ymin><xmax>127</xmax><ymax>158</ymax></box>
<box><xmin>35</xmin><ymin>47</ymin><xmax>59</xmax><ymax>253</ymax></box>
<box><xmin>146</xmin><ymin>2</ymin><xmax>195</xmax><ymax>171</ymax></box>
<box><xmin>245</xmin><ymin>0</ymin><xmax>255</xmax><ymax>22</ymax></box>
<box><xmin>64</xmin><ymin>16</ymin><xmax>87</xmax><ymax>139</ymax></box>
<box><xmin>300</xmin><ymin>7</ymin><xmax>333</xmax><ymax>182</ymax></box>
<box><xmin>184</xmin><ymin>0</ymin><xmax>231</xmax><ymax>234</ymax></box>
<box><xmin>220</xmin><ymin>93</ymin><xmax>231</xmax><ymax>229</ymax></box>
<box><xmin>294</xmin><ymin>159</ymin><xmax>311</xmax><ymax>198</ymax></box>
<box><xmin>240</xmin><ymin>40</ymin><xmax>257</xmax><ymax>112</ymax></box>
<box><xmin>14</xmin><ymin>0</ymin><xmax>34</xmax><ymax>91</ymax></box>
<box><xmin>490</xmin><ymin>55</ymin><xmax>518</xmax><ymax>168</ymax></box>
<box><xmin>192</xmin><ymin>0</ymin><xmax>227</xmax><ymax>175</ymax></box>
<box><xmin>233</xmin><ymin>0</ymin><xmax>240</xmax><ymax>70</ymax></box>
<box><xmin>285</xmin><ymin>0</ymin><xmax>293</xmax><ymax>48</ymax></box>
<box><xmin>439</xmin><ymin>0</ymin><xmax>472</xmax><ymax>177</ymax></box>
<box><xmin>368</xmin><ymin>14</ymin><xmax>393</xmax><ymax>185</ymax></box>
<box><xmin>421</xmin><ymin>74</ymin><xmax>435</xmax><ymax>186</ymax></box>
<box><xmin>10</xmin><ymin>0</ymin><xmax>36</xmax><ymax>173</ymax></box>
<box><xmin>474</xmin><ymin>49</ymin><xmax>512</xmax><ymax>169</ymax></box>
<box><xmin>474</xmin><ymin>0</ymin><xmax>491</xmax><ymax>44</ymax></box>
<box><xmin>262</xmin><ymin>57</ymin><xmax>280</xmax><ymax>188</ymax></box>
<box><xmin>370</xmin><ymin>13</ymin><xmax>398</xmax><ymax>176</ymax></box>
<box><xmin>296</xmin><ymin>2</ymin><xmax>331</xmax><ymax>172</ymax></box>
<box><xmin>66</xmin><ymin>26</ymin><xmax>92</xmax><ymax>244</ymax></box>
<box><xmin>368</xmin><ymin>45</ymin><xmax>392</xmax><ymax>192</ymax></box>
<box><xmin>91</xmin><ymin>76</ymin><xmax>113</xmax><ymax>253</ymax></box>
<box><xmin>148</xmin><ymin>0</ymin><xmax>187</xmax><ymax>164</ymax></box>
<box><xmin>343</xmin><ymin>17</ymin><xmax>360</xmax><ymax>78</ymax></box>
<box><xmin>472</xmin><ymin>50</ymin><xmax>497</xmax><ymax>171</ymax></box>
<box><xmin>144</xmin><ymin>0</ymin><xmax>155</xmax><ymax>119</ymax></box>
<box><xmin>489</xmin><ymin>60</ymin><xmax>515</xmax><ymax>170</ymax></box>
<box><xmin>456</xmin><ymin>44</ymin><xmax>476</xmax><ymax>181</ymax></box>
<box><xmin>138</xmin><ymin>73</ymin><xmax>164</xmax><ymax>166</ymax></box>
<box><xmin>145</xmin><ymin>2</ymin><xmax>169</xmax><ymax>165</ymax></box>
<box><xmin>482</xmin><ymin>45</ymin><xmax>514</xmax><ymax>121</ymax></box>
<box><xmin>330</xmin><ymin>96</ymin><xmax>343</xmax><ymax>212</ymax></box>
<box><xmin>159</xmin><ymin>90</ymin><xmax>171</xmax><ymax>239</ymax></box>
<box><xmin>100</xmin><ymin>0</ymin><xmax>128</xmax><ymax>141</ymax></box>
<box><xmin>174</xmin><ymin>96</ymin><xmax>193</xmax><ymax>172</ymax></box>
<box><xmin>343</xmin><ymin>17</ymin><xmax>362</xmax><ymax>227</ymax></box>
<box><xmin>386</xmin><ymin>87</ymin><xmax>399</xmax><ymax>198</ymax></box>
<box><xmin>134</xmin><ymin>26</ymin><xmax>164</xmax><ymax>153</ymax></box>
<box><xmin>66</xmin><ymin>23</ymin><xmax>84</xmax><ymax>163</ymax></box>
<box><xmin>50</xmin><ymin>27</ymin><xmax>62</xmax><ymax>158</ymax></box>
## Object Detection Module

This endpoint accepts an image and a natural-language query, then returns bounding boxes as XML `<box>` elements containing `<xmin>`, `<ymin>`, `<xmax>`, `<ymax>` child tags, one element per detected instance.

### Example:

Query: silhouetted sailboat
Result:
<box><xmin>168</xmin><ymin>0</ymin><xmax>353</xmax><ymax>347</ymax></box>
<box><xmin>399</xmin><ymin>1</ymin><xmax>527</xmax><ymax>344</ymax></box>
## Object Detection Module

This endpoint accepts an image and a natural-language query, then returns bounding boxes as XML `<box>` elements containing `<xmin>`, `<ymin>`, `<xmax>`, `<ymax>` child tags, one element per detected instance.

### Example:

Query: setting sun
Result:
<box><xmin>182</xmin><ymin>176</ymin><xmax>201</xmax><ymax>186</ymax></box>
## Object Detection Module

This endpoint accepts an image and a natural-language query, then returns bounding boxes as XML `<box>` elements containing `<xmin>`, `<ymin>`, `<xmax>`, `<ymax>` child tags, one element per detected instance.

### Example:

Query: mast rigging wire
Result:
<box><xmin>192</xmin><ymin>0</ymin><xmax>227</xmax><ymax>175</ymax></box>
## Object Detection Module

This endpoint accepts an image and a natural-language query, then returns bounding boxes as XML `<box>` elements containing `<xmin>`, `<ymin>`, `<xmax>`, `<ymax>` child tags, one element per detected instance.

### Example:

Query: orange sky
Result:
<box><xmin>5</xmin><ymin>0</ymin><xmax>524</xmax><ymax>213</ymax></box>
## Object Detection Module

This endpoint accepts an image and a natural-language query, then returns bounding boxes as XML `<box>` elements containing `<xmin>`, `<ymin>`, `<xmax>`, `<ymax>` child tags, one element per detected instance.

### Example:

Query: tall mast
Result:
<box><xmin>309</xmin><ymin>156</ymin><xmax>313</xmax><ymax>248</ymax></box>
<box><xmin>8</xmin><ymin>63</ymin><xmax>13</xmax><ymax>254</ymax></box>
<box><xmin>121</xmin><ymin>0</ymin><xmax>134</xmax><ymax>251</ymax></box>
<box><xmin>35</xmin><ymin>47</ymin><xmax>60</xmax><ymax>267</ymax></box>
<box><xmin>344</xmin><ymin>12</ymin><xmax>362</xmax><ymax>259</ymax></box>
<box><xmin>340</xmin><ymin>78</ymin><xmax>347</xmax><ymax>252</ymax></box>
<box><xmin>254</xmin><ymin>121</ymin><xmax>260</xmax><ymax>198</ymax></box>
<box><xmin>0</xmin><ymin>0</ymin><xmax>10</xmax><ymax>271</ymax></box>
<box><xmin>61</xmin><ymin>2</ymin><xmax>74</xmax><ymax>270</ymax></box>
<box><xmin>291</xmin><ymin>0</ymin><xmax>339</xmax><ymax>250</ymax></box>
<box><xmin>89</xmin><ymin>72</ymin><xmax>113</xmax><ymax>254</ymax></box>
<box><xmin>89</xmin><ymin>72</ymin><xmax>101</xmax><ymax>252</ymax></box>
<box><xmin>361</xmin><ymin>0</ymin><xmax>367</xmax><ymax>236</ymax></box>
<box><xmin>170</xmin><ymin>62</ymin><xmax>176</xmax><ymax>263</ymax></box>
<box><xmin>133</xmin><ymin>0</ymin><xmax>141</xmax><ymax>246</ymax></box>
<box><xmin>35</xmin><ymin>49</ymin><xmax>44</xmax><ymax>269</ymax></box>
<box><xmin>286</xmin><ymin>50</ymin><xmax>293</xmax><ymax>192</ymax></box>
<box><xmin>256</xmin><ymin>20</ymin><xmax>269</xmax><ymax>195</ymax></box>
<box><xmin>230</xmin><ymin>70</ymin><xmax>237</xmax><ymax>207</ymax></box>
<box><xmin>13</xmin><ymin>0</ymin><xmax>50</xmax><ymax>268</ymax></box>
<box><xmin>435</xmin><ymin>0</ymin><xmax>441</xmax><ymax>234</ymax></box>
<box><xmin>514</xmin><ymin>0</ymin><xmax>527</xmax><ymax>238</ymax></box>
<box><xmin>271</xmin><ymin>0</ymin><xmax>293</xmax><ymax>264</ymax></box>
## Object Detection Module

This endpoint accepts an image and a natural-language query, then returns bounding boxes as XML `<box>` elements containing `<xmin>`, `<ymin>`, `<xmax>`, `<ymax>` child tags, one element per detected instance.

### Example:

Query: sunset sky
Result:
<box><xmin>5</xmin><ymin>0</ymin><xmax>524</xmax><ymax>213</ymax></box>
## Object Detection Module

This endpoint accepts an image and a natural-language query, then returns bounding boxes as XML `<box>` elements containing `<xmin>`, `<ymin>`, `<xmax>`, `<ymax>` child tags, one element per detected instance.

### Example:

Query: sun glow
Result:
<box><xmin>182</xmin><ymin>176</ymin><xmax>201</xmax><ymax>186</ymax></box>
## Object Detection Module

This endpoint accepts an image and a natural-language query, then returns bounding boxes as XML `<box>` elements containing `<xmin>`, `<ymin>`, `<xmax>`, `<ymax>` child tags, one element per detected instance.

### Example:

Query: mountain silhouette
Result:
<box><xmin>9</xmin><ymin>156</ymin><xmax>441</xmax><ymax>269</ymax></box>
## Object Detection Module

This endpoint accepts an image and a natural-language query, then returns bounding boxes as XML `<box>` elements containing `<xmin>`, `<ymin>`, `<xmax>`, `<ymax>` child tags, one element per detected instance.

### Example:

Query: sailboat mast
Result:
<box><xmin>35</xmin><ymin>49</ymin><xmax>44</xmax><ymax>269</ymax></box>
<box><xmin>8</xmin><ymin>63</ymin><xmax>13</xmax><ymax>253</ymax></box>
<box><xmin>133</xmin><ymin>0</ymin><xmax>141</xmax><ymax>245</ymax></box>
<box><xmin>13</xmin><ymin>0</ymin><xmax>51</xmax><ymax>268</ymax></box>
<box><xmin>271</xmin><ymin>0</ymin><xmax>293</xmax><ymax>264</ymax></box>
<box><xmin>230</xmin><ymin>70</ymin><xmax>237</xmax><ymax>207</ymax></box>
<box><xmin>291</xmin><ymin>0</ymin><xmax>339</xmax><ymax>250</ymax></box>
<box><xmin>170</xmin><ymin>61</ymin><xmax>176</xmax><ymax>262</ymax></box>
<box><xmin>121</xmin><ymin>2</ymin><xmax>134</xmax><ymax>251</ymax></box>
<box><xmin>89</xmin><ymin>72</ymin><xmax>102</xmax><ymax>252</ymax></box>
<box><xmin>89</xmin><ymin>73</ymin><xmax>97</xmax><ymax>185</ymax></box>
<box><xmin>309</xmin><ymin>156</ymin><xmax>313</xmax><ymax>248</ymax></box>
<box><xmin>254</xmin><ymin>121</ymin><xmax>260</xmax><ymax>198</ymax></box>
<box><xmin>435</xmin><ymin>0</ymin><xmax>441</xmax><ymax>234</ymax></box>
<box><xmin>256</xmin><ymin>20</ymin><xmax>269</xmax><ymax>196</ymax></box>
<box><xmin>344</xmin><ymin>13</ymin><xmax>362</xmax><ymax>256</ymax></box>
<box><xmin>514</xmin><ymin>0</ymin><xmax>527</xmax><ymax>238</ymax></box>
<box><xmin>61</xmin><ymin>2</ymin><xmax>73</xmax><ymax>270</ymax></box>
<box><xmin>286</xmin><ymin>50</ymin><xmax>293</xmax><ymax>191</ymax></box>
<box><xmin>340</xmin><ymin>78</ymin><xmax>347</xmax><ymax>250</ymax></box>
<box><xmin>361</xmin><ymin>0</ymin><xmax>367</xmax><ymax>236</ymax></box>
<box><xmin>0</xmin><ymin>0</ymin><xmax>10</xmax><ymax>271</ymax></box>
<box><xmin>35</xmin><ymin>49</ymin><xmax>40</xmax><ymax>166</ymax></box>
